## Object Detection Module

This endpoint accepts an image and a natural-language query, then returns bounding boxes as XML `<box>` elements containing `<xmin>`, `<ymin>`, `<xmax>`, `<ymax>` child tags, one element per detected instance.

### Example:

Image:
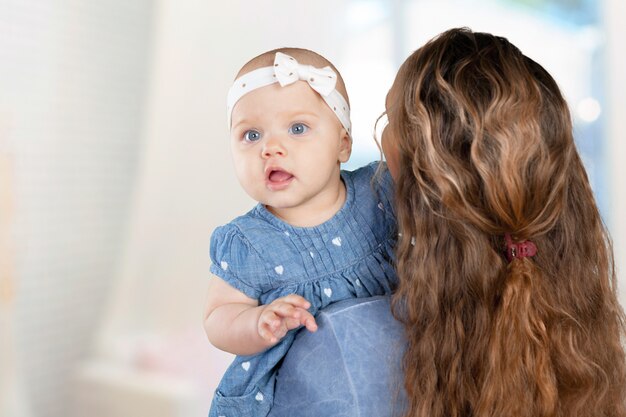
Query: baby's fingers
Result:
<box><xmin>259</xmin><ymin>311</ymin><xmax>282</xmax><ymax>342</ymax></box>
<box><xmin>258</xmin><ymin>321</ymin><xmax>279</xmax><ymax>344</ymax></box>
<box><xmin>271</xmin><ymin>302</ymin><xmax>301</xmax><ymax>320</ymax></box>
<box><xmin>295</xmin><ymin>308</ymin><xmax>318</xmax><ymax>332</ymax></box>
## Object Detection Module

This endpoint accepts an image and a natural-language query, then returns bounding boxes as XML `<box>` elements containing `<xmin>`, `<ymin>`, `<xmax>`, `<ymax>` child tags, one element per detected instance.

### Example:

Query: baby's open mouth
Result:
<box><xmin>265</xmin><ymin>168</ymin><xmax>294</xmax><ymax>191</ymax></box>
<box><xmin>268</xmin><ymin>169</ymin><xmax>293</xmax><ymax>182</ymax></box>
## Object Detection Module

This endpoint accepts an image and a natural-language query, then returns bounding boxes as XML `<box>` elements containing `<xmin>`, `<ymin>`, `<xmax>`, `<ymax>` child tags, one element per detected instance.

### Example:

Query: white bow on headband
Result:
<box><xmin>273</xmin><ymin>52</ymin><xmax>337</xmax><ymax>96</ymax></box>
<box><xmin>226</xmin><ymin>52</ymin><xmax>351</xmax><ymax>134</ymax></box>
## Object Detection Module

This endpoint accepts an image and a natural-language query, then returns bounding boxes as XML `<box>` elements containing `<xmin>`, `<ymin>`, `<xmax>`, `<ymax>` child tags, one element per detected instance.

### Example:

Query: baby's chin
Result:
<box><xmin>261</xmin><ymin>196</ymin><xmax>312</xmax><ymax>218</ymax></box>
<box><xmin>261</xmin><ymin>197</ymin><xmax>301</xmax><ymax>212</ymax></box>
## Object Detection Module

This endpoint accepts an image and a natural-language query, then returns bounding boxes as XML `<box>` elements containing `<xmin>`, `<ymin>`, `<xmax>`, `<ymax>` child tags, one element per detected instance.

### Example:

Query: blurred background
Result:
<box><xmin>0</xmin><ymin>0</ymin><xmax>624</xmax><ymax>416</ymax></box>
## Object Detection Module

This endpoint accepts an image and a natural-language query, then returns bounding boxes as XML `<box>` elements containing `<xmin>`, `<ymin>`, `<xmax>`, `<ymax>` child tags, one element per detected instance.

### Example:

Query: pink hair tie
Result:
<box><xmin>504</xmin><ymin>233</ymin><xmax>537</xmax><ymax>262</ymax></box>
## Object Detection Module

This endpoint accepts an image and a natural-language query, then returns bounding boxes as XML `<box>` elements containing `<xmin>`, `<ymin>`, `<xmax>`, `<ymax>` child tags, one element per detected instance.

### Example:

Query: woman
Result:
<box><xmin>381</xmin><ymin>28</ymin><xmax>626</xmax><ymax>417</ymax></box>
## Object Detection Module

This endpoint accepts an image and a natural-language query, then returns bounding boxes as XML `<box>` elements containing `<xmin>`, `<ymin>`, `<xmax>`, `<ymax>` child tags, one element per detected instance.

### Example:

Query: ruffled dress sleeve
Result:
<box><xmin>209</xmin><ymin>223</ymin><xmax>270</xmax><ymax>300</ymax></box>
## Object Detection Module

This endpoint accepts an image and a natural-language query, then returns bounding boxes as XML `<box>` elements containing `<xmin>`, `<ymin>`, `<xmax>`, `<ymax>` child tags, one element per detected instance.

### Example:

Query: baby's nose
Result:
<box><xmin>262</xmin><ymin>136</ymin><xmax>287</xmax><ymax>158</ymax></box>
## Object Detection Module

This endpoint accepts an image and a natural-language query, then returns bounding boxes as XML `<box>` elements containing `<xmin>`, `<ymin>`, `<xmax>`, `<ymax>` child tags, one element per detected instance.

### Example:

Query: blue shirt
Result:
<box><xmin>208</xmin><ymin>162</ymin><xmax>398</xmax><ymax>417</ymax></box>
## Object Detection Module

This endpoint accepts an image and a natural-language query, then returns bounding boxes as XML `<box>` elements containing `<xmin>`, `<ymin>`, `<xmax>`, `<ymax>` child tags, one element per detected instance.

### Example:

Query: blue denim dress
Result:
<box><xmin>208</xmin><ymin>162</ymin><xmax>398</xmax><ymax>417</ymax></box>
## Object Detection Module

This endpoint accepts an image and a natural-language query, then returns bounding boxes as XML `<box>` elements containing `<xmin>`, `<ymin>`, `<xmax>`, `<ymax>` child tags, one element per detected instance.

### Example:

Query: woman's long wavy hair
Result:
<box><xmin>389</xmin><ymin>28</ymin><xmax>626</xmax><ymax>417</ymax></box>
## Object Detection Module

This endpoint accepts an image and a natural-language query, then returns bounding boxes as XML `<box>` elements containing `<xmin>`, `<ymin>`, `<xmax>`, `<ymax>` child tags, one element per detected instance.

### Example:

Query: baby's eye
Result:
<box><xmin>288</xmin><ymin>122</ymin><xmax>309</xmax><ymax>136</ymax></box>
<box><xmin>243</xmin><ymin>130</ymin><xmax>261</xmax><ymax>142</ymax></box>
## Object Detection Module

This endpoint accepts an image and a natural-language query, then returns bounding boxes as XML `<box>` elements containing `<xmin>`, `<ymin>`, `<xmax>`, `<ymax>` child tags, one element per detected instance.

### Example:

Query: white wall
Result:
<box><xmin>0</xmin><ymin>1</ymin><xmax>154</xmax><ymax>417</ymax></box>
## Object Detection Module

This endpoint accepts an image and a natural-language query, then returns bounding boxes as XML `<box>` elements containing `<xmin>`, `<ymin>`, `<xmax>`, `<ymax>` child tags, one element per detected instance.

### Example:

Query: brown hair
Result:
<box><xmin>389</xmin><ymin>28</ymin><xmax>626</xmax><ymax>417</ymax></box>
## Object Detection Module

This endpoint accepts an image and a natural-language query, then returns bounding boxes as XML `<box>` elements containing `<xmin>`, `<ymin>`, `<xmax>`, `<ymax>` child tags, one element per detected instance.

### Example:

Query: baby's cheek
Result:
<box><xmin>234</xmin><ymin>164</ymin><xmax>262</xmax><ymax>198</ymax></box>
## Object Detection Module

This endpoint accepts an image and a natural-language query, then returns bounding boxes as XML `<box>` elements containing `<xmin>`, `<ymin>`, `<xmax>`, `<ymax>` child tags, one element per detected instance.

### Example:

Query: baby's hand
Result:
<box><xmin>258</xmin><ymin>294</ymin><xmax>318</xmax><ymax>344</ymax></box>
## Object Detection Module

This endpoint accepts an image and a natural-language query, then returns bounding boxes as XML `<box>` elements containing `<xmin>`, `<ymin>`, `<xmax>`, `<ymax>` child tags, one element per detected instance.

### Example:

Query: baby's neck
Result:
<box><xmin>266</xmin><ymin>180</ymin><xmax>346</xmax><ymax>228</ymax></box>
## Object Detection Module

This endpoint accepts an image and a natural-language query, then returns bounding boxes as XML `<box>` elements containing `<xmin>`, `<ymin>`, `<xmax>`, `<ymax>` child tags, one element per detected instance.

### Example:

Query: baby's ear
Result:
<box><xmin>338</xmin><ymin>129</ymin><xmax>352</xmax><ymax>163</ymax></box>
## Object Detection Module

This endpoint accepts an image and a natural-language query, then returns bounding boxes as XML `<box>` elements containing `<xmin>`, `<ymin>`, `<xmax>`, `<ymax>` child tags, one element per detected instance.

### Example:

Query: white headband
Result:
<box><xmin>227</xmin><ymin>52</ymin><xmax>351</xmax><ymax>135</ymax></box>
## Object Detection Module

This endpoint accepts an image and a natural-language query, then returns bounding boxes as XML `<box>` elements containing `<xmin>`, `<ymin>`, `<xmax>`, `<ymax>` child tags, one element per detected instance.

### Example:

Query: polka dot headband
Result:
<box><xmin>227</xmin><ymin>52</ymin><xmax>351</xmax><ymax>135</ymax></box>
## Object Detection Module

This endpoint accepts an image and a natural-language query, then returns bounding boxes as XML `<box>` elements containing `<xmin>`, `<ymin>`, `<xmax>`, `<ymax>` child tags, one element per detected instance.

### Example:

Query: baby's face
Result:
<box><xmin>229</xmin><ymin>80</ymin><xmax>351</xmax><ymax>224</ymax></box>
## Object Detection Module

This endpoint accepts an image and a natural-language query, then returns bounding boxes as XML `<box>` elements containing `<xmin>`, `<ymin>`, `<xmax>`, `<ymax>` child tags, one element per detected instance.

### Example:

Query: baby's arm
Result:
<box><xmin>203</xmin><ymin>274</ymin><xmax>318</xmax><ymax>356</ymax></box>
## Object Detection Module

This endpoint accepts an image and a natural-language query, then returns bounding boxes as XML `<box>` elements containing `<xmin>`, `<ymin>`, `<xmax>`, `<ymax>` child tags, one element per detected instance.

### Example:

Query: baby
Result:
<box><xmin>203</xmin><ymin>48</ymin><xmax>397</xmax><ymax>417</ymax></box>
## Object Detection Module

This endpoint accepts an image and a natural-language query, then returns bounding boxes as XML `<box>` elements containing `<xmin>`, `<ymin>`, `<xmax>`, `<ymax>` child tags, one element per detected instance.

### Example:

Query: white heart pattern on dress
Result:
<box><xmin>332</xmin><ymin>237</ymin><xmax>342</xmax><ymax>246</ymax></box>
<box><xmin>324</xmin><ymin>287</ymin><xmax>332</xmax><ymax>298</ymax></box>
<box><xmin>255</xmin><ymin>392</ymin><xmax>264</xmax><ymax>402</ymax></box>
<box><xmin>274</xmin><ymin>265</ymin><xmax>284</xmax><ymax>275</ymax></box>
<box><xmin>241</xmin><ymin>361</ymin><xmax>250</xmax><ymax>371</ymax></box>
<box><xmin>355</xmin><ymin>279</ymin><xmax>361</xmax><ymax>287</ymax></box>
<box><xmin>309</xmin><ymin>251</ymin><xmax>315</xmax><ymax>258</ymax></box>
<box><xmin>220</xmin><ymin>261</ymin><xmax>228</xmax><ymax>270</ymax></box>
<box><xmin>377</xmin><ymin>202</ymin><xmax>384</xmax><ymax>210</ymax></box>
